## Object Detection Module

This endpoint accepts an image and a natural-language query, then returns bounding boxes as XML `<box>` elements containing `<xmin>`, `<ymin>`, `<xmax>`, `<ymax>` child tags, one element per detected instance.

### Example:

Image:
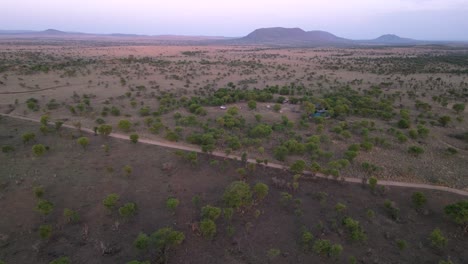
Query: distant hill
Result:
<box><xmin>238</xmin><ymin>27</ymin><xmax>350</xmax><ymax>46</ymax></box>
<box><xmin>0</xmin><ymin>27</ymin><xmax>459</xmax><ymax>46</ymax></box>
<box><xmin>40</xmin><ymin>29</ymin><xmax>68</xmax><ymax>35</ymax></box>
<box><xmin>369</xmin><ymin>34</ymin><xmax>418</xmax><ymax>44</ymax></box>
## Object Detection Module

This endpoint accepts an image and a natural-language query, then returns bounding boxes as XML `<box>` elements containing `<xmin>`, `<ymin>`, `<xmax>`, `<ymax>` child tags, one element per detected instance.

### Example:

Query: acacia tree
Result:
<box><xmin>444</xmin><ymin>201</ymin><xmax>468</xmax><ymax>230</ymax></box>
<box><xmin>77</xmin><ymin>137</ymin><xmax>89</xmax><ymax>149</ymax></box>
<box><xmin>453</xmin><ymin>103</ymin><xmax>465</xmax><ymax>114</ymax></box>
<box><xmin>151</xmin><ymin>227</ymin><xmax>185</xmax><ymax>263</ymax></box>
<box><xmin>98</xmin><ymin>124</ymin><xmax>112</xmax><ymax>136</ymax></box>
<box><xmin>32</xmin><ymin>144</ymin><xmax>46</xmax><ymax>156</ymax></box>
<box><xmin>223</xmin><ymin>181</ymin><xmax>252</xmax><ymax>209</ymax></box>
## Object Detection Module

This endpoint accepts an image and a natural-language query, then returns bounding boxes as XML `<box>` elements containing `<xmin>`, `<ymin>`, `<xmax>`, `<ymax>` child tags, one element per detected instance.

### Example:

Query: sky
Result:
<box><xmin>2</xmin><ymin>0</ymin><xmax>468</xmax><ymax>40</ymax></box>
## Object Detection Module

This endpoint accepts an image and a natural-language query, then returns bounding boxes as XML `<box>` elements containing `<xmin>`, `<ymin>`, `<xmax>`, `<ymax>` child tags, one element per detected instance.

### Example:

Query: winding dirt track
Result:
<box><xmin>2</xmin><ymin>113</ymin><xmax>467</xmax><ymax>197</ymax></box>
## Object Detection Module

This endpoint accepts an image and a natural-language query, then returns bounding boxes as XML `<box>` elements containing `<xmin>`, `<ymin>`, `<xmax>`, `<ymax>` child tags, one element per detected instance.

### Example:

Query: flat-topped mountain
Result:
<box><xmin>370</xmin><ymin>34</ymin><xmax>417</xmax><ymax>44</ymax></box>
<box><xmin>239</xmin><ymin>27</ymin><xmax>350</xmax><ymax>46</ymax></box>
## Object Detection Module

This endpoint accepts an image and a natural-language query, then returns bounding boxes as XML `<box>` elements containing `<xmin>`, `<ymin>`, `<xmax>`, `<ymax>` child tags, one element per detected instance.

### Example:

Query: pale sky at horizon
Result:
<box><xmin>2</xmin><ymin>0</ymin><xmax>468</xmax><ymax>40</ymax></box>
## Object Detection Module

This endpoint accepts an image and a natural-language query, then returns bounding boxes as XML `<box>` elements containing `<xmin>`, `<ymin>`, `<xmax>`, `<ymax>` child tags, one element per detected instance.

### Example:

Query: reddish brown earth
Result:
<box><xmin>1</xmin><ymin>116</ymin><xmax>467</xmax><ymax>264</ymax></box>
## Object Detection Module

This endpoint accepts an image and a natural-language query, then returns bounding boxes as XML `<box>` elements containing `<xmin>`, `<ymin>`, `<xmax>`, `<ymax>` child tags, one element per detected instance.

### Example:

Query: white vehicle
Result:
<box><xmin>220</xmin><ymin>106</ymin><xmax>227</xmax><ymax>110</ymax></box>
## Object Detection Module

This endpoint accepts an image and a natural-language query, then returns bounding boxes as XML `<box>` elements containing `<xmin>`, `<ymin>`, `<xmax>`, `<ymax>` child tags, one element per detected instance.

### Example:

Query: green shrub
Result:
<box><xmin>396</xmin><ymin>239</ymin><xmax>408</xmax><ymax>250</ymax></box>
<box><xmin>118</xmin><ymin>119</ymin><xmax>132</xmax><ymax>132</ymax></box>
<box><xmin>36</xmin><ymin>199</ymin><xmax>54</xmax><ymax>215</ymax></box>
<box><xmin>166</xmin><ymin>198</ymin><xmax>180</xmax><ymax>213</ymax></box>
<box><xmin>32</xmin><ymin>144</ymin><xmax>46</xmax><ymax>156</ymax></box>
<box><xmin>103</xmin><ymin>193</ymin><xmax>120</xmax><ymax>210</ymax></box>
<box><xmin>384</xmin><ymin>200</ymin><xmax>400</xmax><ymax>220</ymax></box>
<box><xmin>444</xmin><ymin>201</ymin><xmax>468</xmax><ymax>226</ymax></box>
<box><xmin>397</xmin><ymin>119</ymin><xmax>410</xmax><ymax>129</ymax></box>
<box><xmin>22</xmin><ymin>132</ymin><xmax>36</xmax><ymax>144</ymax></box>
<box><xmin>201</xmin><ymin>205</ymin><xmax>221</xmax><ymax>221</ymax></box>
<box><xmin>151</xmin><ymin>227</ymin><xmax>185</xmax><ymax>251</ymax></box>
<box><xmin>408</xmin><ymin>146</ymin><xmax>424</xmax><ymax>156</ymax></box>
<box><xmin>438</xmin><ymin>116</ymin><xmax>451</xmax><ymax>127</ymax></box>
<box><xmin>130</xmin><ymin>134</ymin><xmax>139</xmax><ymax>143</ymax></box>
<box><xmin>165</xmin><ymin>130</ymin><xmax>180</xmax><ymax>142</ymax></box>
<box><xmin>344</xmin><ymin>150</ymin><xmax>358</xmax><ymax>161</ymax></box>
<box><xmin>223</xmin><ymin>181</ymin><xmax>252</xmax><ymax>209</ymax></box>
<box><xmin>280</xmin><ymin>192</ymin><xmax>293</xmax><ymax>207</ymax></box>
<box><xmin>33</xmin><ymin>186</ymin><xmax>44</xmax><ymax>198</ymax></box>
<box><xmin>249</xmin><ymin>124</ymin><xmax>272</xmax><ymax>138</ymax></box>
<box><xmin>39</xmin><ymin>224</ymin><xmax>52</xmax><ymax>239</ymax></box>
<box><xmin>248</xmin><ymin>100</ymin><xmax>257</xmax><ymax>110</ymax></box>
<box><xmin>134</xmin><ymin>232</ymin><xmax>150</xmax><ymax>250</ymax></box>
<box><xmin>335</xmin><ymin>203</ymin><xmax>347</xmax><ymax>213</ymax></box>
<box><xmin>1</xmin><ymin>145</ymin><xmax>15</xmax><ymax>153</ymax></box>
<box><xmin>200</xmin><ymin>219</ymin><xmax>216</xmax><ymax>239</ymax></box>
<box><xmin>253</xmin><ymin>182</ymin><xmax>269</xmax><ymax>200</ymax></box>
<box><xmin>411</xmin><ymin>192</ymin><xmax>427</xmax><ymax>209</ymax></box>
<box><xmin>267</xmin><ymin>248</ymin><xmax>281</xmax><ymax>259</ymax></box>
<box><xmin>223</xmin><ymin>208</ymin><xmax>234</xmax><ymax>221</ymax></box>
<box><xmin>368</xmin><ymin>176</ymin><xmax>377</xmax><ymax>192</ymax></box>
<box><xmin>313</xmin><ymin>239</ymin><xmax>342</xmax><ymax>258</ymax></box>
<box><xmin>127</xmin><ymin>261</ymin><xmax>150</xmax><ymax>264</ymax></box>
<box><xmin>290</xmin><ymin>159</ymin><xmax>306</xmax><ymax>174</ymax></box>
<box><xmin>63</xmin><ymin>208</ymin><xmax>80</xmax><ymax>223</ymax></box>
<box><xmin>49</xmin><ymin>257</ymin><xmax>70</xmax><ymax>264</ymax></box>
<box><xmin>429</xmin><ymin>228</ymin><xmax>447</xmax><ymax>249</ymax></box>
<box><xmin>77</xmin><ymin>137</ymin><xmax>89</xmax><ymax>149</ymax></box>
<box><xmin>301</xmin><ymin>229</ymin><xmax>314</xmax><ymax>251</ymax></box>
<box><xmin>342</xmin><ymin>217</ymin><xmax>366</xmax><ymax>242</ymax></box>
<box><xmin>119</xmin><ymin>202</ymin><xmax>137</xmax><ymax>218</ymax></box>
<box><xmin>273</xmin><ymin>146</ymin><xmax>288</xmax><ymax>161</ymax></box>
<box><xmin>97</xmin><ymin>124</ymin><xmax>112</xmax><ymax>136</ymax></box>
<box><xmin>360</xmin><ymin>141</ymin><xmax>374</xmax><ymax>151</ymax></box>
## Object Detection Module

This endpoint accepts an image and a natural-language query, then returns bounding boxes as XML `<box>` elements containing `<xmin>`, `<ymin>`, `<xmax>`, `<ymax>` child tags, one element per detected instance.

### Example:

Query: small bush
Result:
<box><xmin>33</xmin><ymin>186</ymin><xmax>44</xmax><ymax>198</ymax></box>
<box><xmin>39</xmin><ymin>224</ymin><xmax>52</xmax><ymax>239</ymax></box>
<box><xmin>301</xmin><ymin>229</ymin><xmax>314</xmax><ymax>251</ymax></box>
<box><xmin>32</xmin><ymin>144</ymin><xmax>46</xmax><ymax>156</ymax></box>
<box><xmin>396</xmin><ymin>239</ymin><xmax>408</xmax><ymax>250</ymax></box>
<box><xmin>130</xmin><ymin>133</ymin><xmax>139</xmax><ymax>143</ymax></box>
<box><xmin>290</xmin><ymin>159</ymin><xmax>306</xmax><ymax>174</ymax></box>
<box><xmin>63</xmin><ymin>208</ymin><xmax>80</xmax><ymax>223</ymax></box>
<box><xmin>97</xmin><ymin>124</ymin><xmax>112</xmax><ymax>136</ymax></box>
<box><xmin>49</xmin><ymin>257</ymin><xmax>70</xmax><ymax>264</ymax></box>
<box><xmin>411</xmin><ymin>192</ymin><xmax>427</xmax><ymax>209</ymax></box>
<box><xmin>119</xmin><ymin>202</ymin><xmax>137</xmax><ymax>218</ymax></box>
<box><xmin>36</xmin><ymin>199</ymin><xmax>54</xmax><ymax>215</ymax></box>
<box><xmin>123</xmin><ymin>165</ymin><xmax>132</xmax><ymax>176</ymax></box>
<box><xmin>77</xmin><ymin>137</ymin><xmax>89</xmax><ymax>149</ymax></box>
<box><xmin>134</xmin><ymin>232</ymin><xmax>150</xmax><ymax>250</ymax></box>
<box><xmin>384</xmin><ymin>200</ymin><xmax>400</xmax><ymax>220</ymax></box>
<box><xmin>201</xmin><ymin>205</ymin><xmax>221</xmax><ymax>221</ymax></box>
<box><xmin>223</xmin><ymin>181</ymin><xmax>252</xmax><ymax>209</ymax></box>
<box><xmin>267</xmin><ymin>248</ymin><xmax>281</xmax><ymax>260</ymax></box>
<box><xmin>103</xmin><ymin>193</ymin><xmax>120</xmax><ymax>210</ymax></box>
<box><xmin>253</xmin><ymin>182</ymin><xmax>269</xmax><ymax>200</ymax></box>
<box><xmin>408</xmin><ymin>146</ymin><xmax>424</xmax><ymax>156</ymax></box>
<box><xmin>429</xmin><ymin>228</ymin><xmax>447</xmax><ymax>249</ymax></box>
<box><xmin>166</xmin><ymin>198</ymin><xmax>180</xmax><ymax>213</ymax></box>
<box><xmin>342</xmin><ymin>217</ymin><xmax>366</xmax><ymax>242</ymax></box>
<box><xmin>313</xmin><ymin>239</ymin><xmax>342</xmax><ymax>258</ymax></box>
<box><xmin>118</xmin><ymin>119</ymin><xmax>132</xmax><ymax>132</ymax></box>
<box><xmin>2</xmin><ymin>145</ymin><xmax>15</xmax><ymax>153</ymax></box>
<box><xmin>444</xmin><ymin>201</ymin><xmax>468</xmax><ymax>226</ymax></box>
<box><xmin>368</xmin><ymin>176</ymin><xmax>377</xmax><ymax>192</ymax></box>
<box><xmin>335</xmin><ymin>203</ymin><xmax>347</xmax><ymax>213</ymax></box>
<box><xmin>223</xmin><ymin>208</ymin><xmax>234</xmax><ymax>221</ymax></box>
<box><xmin>200</xmin><ymin>219</ymin><xmax>216</xmax><ymax>239</ymax></box>
<box><xmin>151</xmin><ymin>227</ymin><xmax>185</xmax><ymax>251</ymax></box>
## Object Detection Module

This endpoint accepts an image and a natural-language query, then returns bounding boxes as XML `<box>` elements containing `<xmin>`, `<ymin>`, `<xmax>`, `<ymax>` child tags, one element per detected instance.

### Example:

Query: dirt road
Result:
<box><xmin>2</xmin><ymin>113</ymin><xmax>467</xmax><ymax>196</ymax></box>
